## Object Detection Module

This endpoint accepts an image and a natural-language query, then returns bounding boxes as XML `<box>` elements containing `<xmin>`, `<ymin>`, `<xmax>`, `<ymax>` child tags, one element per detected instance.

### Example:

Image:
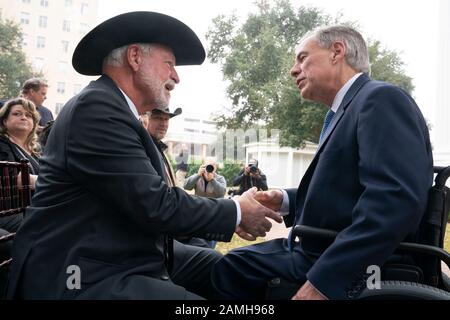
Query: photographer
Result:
<box><xmin>183</xmin><ymin>158</ymin><xmax>227</xmax><ymax>248</ymax></box>
<box><xmin>232</xmin><ymin>158</ymin><xmax>268</xmax><ymax>195</ymax></box>
<box><xmin>184</xmin><ymin>158</ymin><xmax>226</xmax><ymax>200</ymax></box>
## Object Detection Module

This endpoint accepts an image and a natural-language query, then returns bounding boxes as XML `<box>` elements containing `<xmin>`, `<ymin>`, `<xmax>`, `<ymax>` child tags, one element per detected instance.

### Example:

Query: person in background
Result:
<box><xmin>140</xmin><ymin>106</ymin><xmax>182</xmax><ymax>187</ymax></box>
<box><xmin>183</xmin><ymin>157</ymin><xmax>227</xmax><ymax>248</ymax></box>
<box><xmin>21</xmin><ymin>78</ymin><xmax>53</xmax><ymax>133</ymax></box>
<box><xmin>232</xmin><ymin>158</ymin><xmax>268</xmax><ymax>195</ymax></box>
<box><xmin>0</xmin><ymin>97</ymin><xmax>40</xmax><ymax>232</ymax></box>
<box><xmin>175</xmin><ymin>145</ymin><xmax>189</xmax><ymax>188</ymax></box>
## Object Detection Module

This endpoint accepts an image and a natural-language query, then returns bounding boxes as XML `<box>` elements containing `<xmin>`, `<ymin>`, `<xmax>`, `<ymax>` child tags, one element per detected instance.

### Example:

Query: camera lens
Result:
<box><xmin>206</xmin><ymin>164</ymin><xmax>214</xmax><ymax>173</ymax></box>
<box><xmin>250</xmin><ymin>165</ymin><xmax>257</xmax><ymax>173</ymax></box>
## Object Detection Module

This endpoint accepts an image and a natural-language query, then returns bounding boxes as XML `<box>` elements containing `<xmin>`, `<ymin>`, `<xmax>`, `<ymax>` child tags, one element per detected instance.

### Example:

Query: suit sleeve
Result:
<box><xmin>307</xmin><ymin>85</ymin><xmax>433</xmax><ymax>299</ymax></box>
<box><xmin>65</xmin><ymin>94</ymin><xmax>237</xmax><ymax>242</ymax></box>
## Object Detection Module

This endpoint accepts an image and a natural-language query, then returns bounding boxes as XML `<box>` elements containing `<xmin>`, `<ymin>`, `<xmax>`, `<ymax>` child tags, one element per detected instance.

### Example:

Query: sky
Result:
<box><xmin>97</xmin><ymin>0</ymin><xmax>440</xmax><ymax>124</ymax></box>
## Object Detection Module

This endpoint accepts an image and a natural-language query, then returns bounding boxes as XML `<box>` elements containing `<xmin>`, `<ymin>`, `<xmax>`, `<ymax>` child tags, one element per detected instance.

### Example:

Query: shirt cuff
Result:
<box><xmin>232</xmin><ymin>198</ymin><xmax>242</xmax><ymax>227</ymax></box>
<box><xmin>279</xmin><ymin>189</ymin><xmax>290</xmax><ymax>216</ymax></box>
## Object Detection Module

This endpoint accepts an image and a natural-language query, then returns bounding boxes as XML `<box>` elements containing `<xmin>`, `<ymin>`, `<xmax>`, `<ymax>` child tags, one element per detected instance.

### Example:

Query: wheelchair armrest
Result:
<box><xmin>290</xmin><ymin>225</ymin><xmax>337</xmax><ymax>248</ymax></box>
<box><xmin>290</xmin><ymin>225</ymin><xmax>450</xmax><ymax>270</ymax></box>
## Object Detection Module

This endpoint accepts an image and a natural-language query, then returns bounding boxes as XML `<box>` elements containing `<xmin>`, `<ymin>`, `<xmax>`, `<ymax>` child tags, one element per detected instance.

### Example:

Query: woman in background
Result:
<box><xmin>0</xmin><ymin>97</ymin><xmax>40</xmax><ymax>232</ymax></box>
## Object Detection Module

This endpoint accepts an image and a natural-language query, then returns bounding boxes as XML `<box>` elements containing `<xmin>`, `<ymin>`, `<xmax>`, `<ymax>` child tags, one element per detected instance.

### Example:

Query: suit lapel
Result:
<box><xmin>316</xmin><ymin>73</ymin><xmax>371</xmax><ymax>151</ymax></box>
<box><xmin>294</xmin><ymin>74</ymin><xmax>371</xmax><ymax>222</ymax></box>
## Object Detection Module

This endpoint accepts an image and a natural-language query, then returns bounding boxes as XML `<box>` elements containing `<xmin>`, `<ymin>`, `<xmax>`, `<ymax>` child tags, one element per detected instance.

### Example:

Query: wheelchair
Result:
<box><xmin>267</xmin><ymin>166</ymin><xmax>450</xmax><ymax>300</ymax></box>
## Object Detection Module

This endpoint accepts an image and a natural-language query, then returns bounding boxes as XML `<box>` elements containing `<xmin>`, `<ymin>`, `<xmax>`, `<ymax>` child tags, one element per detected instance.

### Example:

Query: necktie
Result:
<box><xmin>319</xmin><ymin>109</ymin><xmax>335</xmax><ymax>144</ymax></box>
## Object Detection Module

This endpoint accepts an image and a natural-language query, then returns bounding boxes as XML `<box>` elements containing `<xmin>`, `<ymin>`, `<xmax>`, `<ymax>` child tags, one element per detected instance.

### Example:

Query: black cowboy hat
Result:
<box><xmin>72</xmin><ymin>11</ymin><xmax>206</xmax><ymax>75</ymax></box>
<box><xmin>151</xmin><ymin>107</ymin><xmax>182</xmax><ymax>118</ymax></box>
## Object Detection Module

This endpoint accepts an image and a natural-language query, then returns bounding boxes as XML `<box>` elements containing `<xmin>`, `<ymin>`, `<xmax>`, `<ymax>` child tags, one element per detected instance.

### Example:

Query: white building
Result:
<box><xmin>164</xmin><ymin>111</ymin><xmax>220</xmax><ymax>162</ymax></box>
<box><xmin>245</xmin><ymin>139</ymin><xmax>317</xmax><ymax>189</ymax></box>
<box><xmin>433</xmin><ymin>0</ymin><xmax>450</xmax><ymax>166</ymax></box>
<box><xmin>0</xmin><ymin>0</ymin><xmax>98</xmax><ymax>116</ymax></box>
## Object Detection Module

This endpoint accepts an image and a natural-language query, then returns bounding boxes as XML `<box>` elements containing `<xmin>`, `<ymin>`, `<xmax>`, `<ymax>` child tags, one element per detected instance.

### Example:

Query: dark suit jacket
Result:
<box><xmin>284</xmin><ymin>74</ymin><xmax>433</xmax><ymax>299</ymax></box>
<box><xmin>6</xmin><ymin>75</ymin><xmax>236</xmax><ymax>299</ymax></box>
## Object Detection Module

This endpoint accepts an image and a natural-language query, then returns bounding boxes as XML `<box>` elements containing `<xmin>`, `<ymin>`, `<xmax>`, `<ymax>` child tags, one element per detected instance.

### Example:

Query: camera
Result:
<box><xmin>205</xmin><ymin>164</ymin><xmax>214</xmax><ymax>173</ymax></box>
<box><xmin>249</xmin><ymin>164</ymin><xmax>258</xmax><ymax>173</ymax></box>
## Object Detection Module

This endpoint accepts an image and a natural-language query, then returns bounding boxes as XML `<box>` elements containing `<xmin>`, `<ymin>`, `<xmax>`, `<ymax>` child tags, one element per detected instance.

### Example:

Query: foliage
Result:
<box><xmin>218</xmin><ymin>160</ymin><xmax>243</xmax><ymax>187</ymax></box>
<box><xmin>0</xmin><ymin>18</ymin><xmax>40</xmax><ymax>99</ymax></box>
<box><xmin>206</xmin><ymin>0</ymin><xmax>414</xmax><ymax>148</ymax></box>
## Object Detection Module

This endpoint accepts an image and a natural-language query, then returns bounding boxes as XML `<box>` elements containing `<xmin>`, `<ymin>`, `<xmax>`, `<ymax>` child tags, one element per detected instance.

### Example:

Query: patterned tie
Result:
<box><xmin>319</xmin><ymin>109</ymin><xmax>335</xmax><ymax>144</ymax></box>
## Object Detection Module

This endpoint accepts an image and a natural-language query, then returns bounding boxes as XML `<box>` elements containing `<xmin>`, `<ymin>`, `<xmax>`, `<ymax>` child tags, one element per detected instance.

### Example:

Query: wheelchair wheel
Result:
<box><xmin>357</xmin><ymin>281</ymin><xmax>450</xmax><ymax>300</ymax></box>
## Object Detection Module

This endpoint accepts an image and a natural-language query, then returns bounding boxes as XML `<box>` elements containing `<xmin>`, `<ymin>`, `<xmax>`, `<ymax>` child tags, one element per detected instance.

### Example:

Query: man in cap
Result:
<box><xmin>6</xmin><ymin>12</ymin><xmax>281</xmax><ymax>300</ymax></box>
<box><xmin>140</xmin><ymin>106</ymin><xmax>181</xmax><ymax>188</ymax></box>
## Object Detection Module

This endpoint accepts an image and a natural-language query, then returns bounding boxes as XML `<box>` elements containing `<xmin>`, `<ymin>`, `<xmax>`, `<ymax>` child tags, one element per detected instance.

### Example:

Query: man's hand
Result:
<box><xmin>291</xmin><ymin>281</ymin><xmax>328</xmax><ymax>300</ymax></box>
<box><xmin>197</xmin><ymin>166</ymin><xmax>206</xmax><ymax>175</ymax></box>
<box><xmin>254</xmin><ymin>190</ymin><xmax>283</xmax><ymax>212</ymax></box>
<box><xmin>235</xmin><ymin>188</ymin><xmax>282</xmax><ymax>239</ymax></box>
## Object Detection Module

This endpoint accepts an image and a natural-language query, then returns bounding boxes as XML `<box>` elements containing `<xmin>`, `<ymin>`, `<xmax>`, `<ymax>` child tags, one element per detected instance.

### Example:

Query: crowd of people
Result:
<box><xmin>0</xmin><ymin>11</ymin><xmax>434</xmax><ymax>301</ymax></box>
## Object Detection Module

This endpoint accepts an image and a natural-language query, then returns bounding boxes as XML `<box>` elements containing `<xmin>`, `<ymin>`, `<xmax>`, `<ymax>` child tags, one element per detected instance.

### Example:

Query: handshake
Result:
<box><xmin>234</xmin><ymin>188</ymin><xmax>284</xmax><ymax>241</ymax></box>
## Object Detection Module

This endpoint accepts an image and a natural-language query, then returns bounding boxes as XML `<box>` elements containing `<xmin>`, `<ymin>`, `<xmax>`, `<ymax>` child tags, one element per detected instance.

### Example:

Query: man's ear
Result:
<box><xmin>126</xmin><ymin>45</ymin><xmax>142</xmax><ymax>72</ymax></box>
<box><xmin>330</xmin><ymin>41</ymin><xmax>346</xmax><ymax>63</ymax></box>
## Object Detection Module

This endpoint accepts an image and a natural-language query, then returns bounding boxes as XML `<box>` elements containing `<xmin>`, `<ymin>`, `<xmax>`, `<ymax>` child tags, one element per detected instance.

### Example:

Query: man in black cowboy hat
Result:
<box><xmin>6</xmin><ymin>11</ymin><xmax>281</xmax><ymax>300</ymax></box>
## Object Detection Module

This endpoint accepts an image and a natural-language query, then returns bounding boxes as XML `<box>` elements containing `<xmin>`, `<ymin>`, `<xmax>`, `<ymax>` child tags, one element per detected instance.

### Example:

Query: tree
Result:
<box><xmin>206</xmin><ymin>0</ymin><xmax>414</xmax><ymax>148</ymax></box>
<box><xmin>0</xmin><ymin>18</ymin><xmax>38</xmax><ymax>100</ymax></box>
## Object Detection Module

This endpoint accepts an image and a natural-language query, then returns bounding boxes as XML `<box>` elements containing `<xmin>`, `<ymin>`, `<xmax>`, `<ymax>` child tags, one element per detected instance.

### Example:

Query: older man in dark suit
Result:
<box><xmin>211</xmin><ymin>25</ymin><xmax>433</xmax><ymax>300</ymax></box>
<box><xmin>6</xmin><ymin>12</ymin><xmax>281</xmax><ymax>300</ymax></box>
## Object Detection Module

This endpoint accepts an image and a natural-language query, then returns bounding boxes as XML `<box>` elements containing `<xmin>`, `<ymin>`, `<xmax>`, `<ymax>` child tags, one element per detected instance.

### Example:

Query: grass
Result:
<box><xmin>215</xmin><ymin>234</ymin><xmax>265</xmax><ymax>255</ymax></box>
<box><xmin>445</xmin><ymin>223</ymin><xmax>450</xmax><ymax>252</ymax></box>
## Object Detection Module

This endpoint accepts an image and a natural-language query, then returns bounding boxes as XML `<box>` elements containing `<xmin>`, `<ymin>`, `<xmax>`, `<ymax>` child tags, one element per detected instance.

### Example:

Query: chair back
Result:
<box><xmin>415</xmin><ymin>166</ymin><xmax>450</xmax><ymax>286</ymax></box>
<box><xmin>0</xmin><ymin>159</ymin><xmax>32</xmax><ymax>268</ymax></box>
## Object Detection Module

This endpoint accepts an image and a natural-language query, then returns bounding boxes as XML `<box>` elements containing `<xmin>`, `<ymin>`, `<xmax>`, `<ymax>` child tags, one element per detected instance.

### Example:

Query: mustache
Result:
<box><xmin>164</xmin><ymin>80</ymin><xmax>176</xmax><ymax>91</ymax></box>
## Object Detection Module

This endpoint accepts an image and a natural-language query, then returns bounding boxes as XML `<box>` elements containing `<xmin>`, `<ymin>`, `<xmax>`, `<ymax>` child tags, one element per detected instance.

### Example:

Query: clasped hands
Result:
<box><xmin>234</xmin><ymin>188</ymin><xmax>284</xmax><ymax>241</ymax></box>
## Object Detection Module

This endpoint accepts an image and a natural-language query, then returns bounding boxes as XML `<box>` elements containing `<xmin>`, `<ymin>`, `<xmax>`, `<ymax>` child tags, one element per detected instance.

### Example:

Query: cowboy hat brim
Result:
<box><xmin>72</xmin><ymin>11</ymin><xmax>206</xmax><ymax>75</ymax></box>
<box><xmin>152</xmin><ymin>107</ymin><xmax>182</xmax><ymax>118</ymax></box>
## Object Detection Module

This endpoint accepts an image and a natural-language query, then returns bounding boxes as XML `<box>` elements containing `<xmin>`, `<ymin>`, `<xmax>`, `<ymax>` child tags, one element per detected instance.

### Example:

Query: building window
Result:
<box><xmin>36</xmin><ymin>36</ymin><xmax>45</xmax><ymax>49</ymax></box>
<box><xmin>22</xmin><ymin>0</ymin><xmax>31</xmax><ymax>4</ymax></box>
<box><xmin>33</xmin><ymin>57</ymin><xmax>45</xmax><ymax>71</ymax></box>
<box><xmin>79</xmin><ymin>22</ymin><xmax>87</xmax><ymax>34</ymax></box>
<box><xmin>80</xmin><ymin>3</ymin><xmax>88</xmax><ymax>14</ymax></box>
<box><xmin>38</xmin><ymin>16</ymin><xmax>47</xmax><ymax>28</ymax></box>
<box><xmin>73</xmin><ymin>84</ymin><xmax>82</xmax><ymax>95</ymax></box>
<box><xmin>20</xmin><ymin>12</ymin><xmax>30</xmax><ymax>25</ymax></box>
<box><xmin>61</xmin><ymin>40</ymin><xmax>69</xmax><ymax>53</ymax></box>
<box><xmin>63</xmin><ymin>20</ymin><xmax>70</xmax><ymax>32</ymax></box>
<box><xmin>55</xmin><ymin>103</ymin><xmax>64</xmax><ymax>115</ymax></box>
<box><xmin>65</xmin><ymin>0</ymin><xmax>72</xmax><ymax>7</ymax></box>
<box><xmin>40</xmin><ymin>0</ymin><xmax>48</xmax><ymax>7</ymax></box>
<box><xmin>58</xmin><ymin>61</ymin><xmax>68</xmax><ymax>73</ymax></box>
<box><xmin>57</xmin><ymin>82</ymin><xmax>66</xmax><ymax>94</ymax></box>
<box><xmin>22</xmin><ymin>34</ymin><xmax>28</xmax><ymax>47</ymax></box>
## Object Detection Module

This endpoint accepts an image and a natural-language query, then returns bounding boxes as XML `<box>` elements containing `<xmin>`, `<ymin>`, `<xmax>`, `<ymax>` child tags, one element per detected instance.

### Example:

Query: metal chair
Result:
<box><xmin>0</xmin><ymin>160</ymin><xmax>32</xmax><ymax>297</ymax></box>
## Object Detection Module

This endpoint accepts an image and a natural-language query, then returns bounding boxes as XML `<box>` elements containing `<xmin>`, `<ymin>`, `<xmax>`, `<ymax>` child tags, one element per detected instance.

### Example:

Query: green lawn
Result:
<box><xmin>215</xmin><ymin>234</ymin><xmax>265</xmax><ymax>255</ymax></box>
<box><xmin>445</xmin><ymin>223</ymin><xmax>450</xmax><ymax>252</ymax></box>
